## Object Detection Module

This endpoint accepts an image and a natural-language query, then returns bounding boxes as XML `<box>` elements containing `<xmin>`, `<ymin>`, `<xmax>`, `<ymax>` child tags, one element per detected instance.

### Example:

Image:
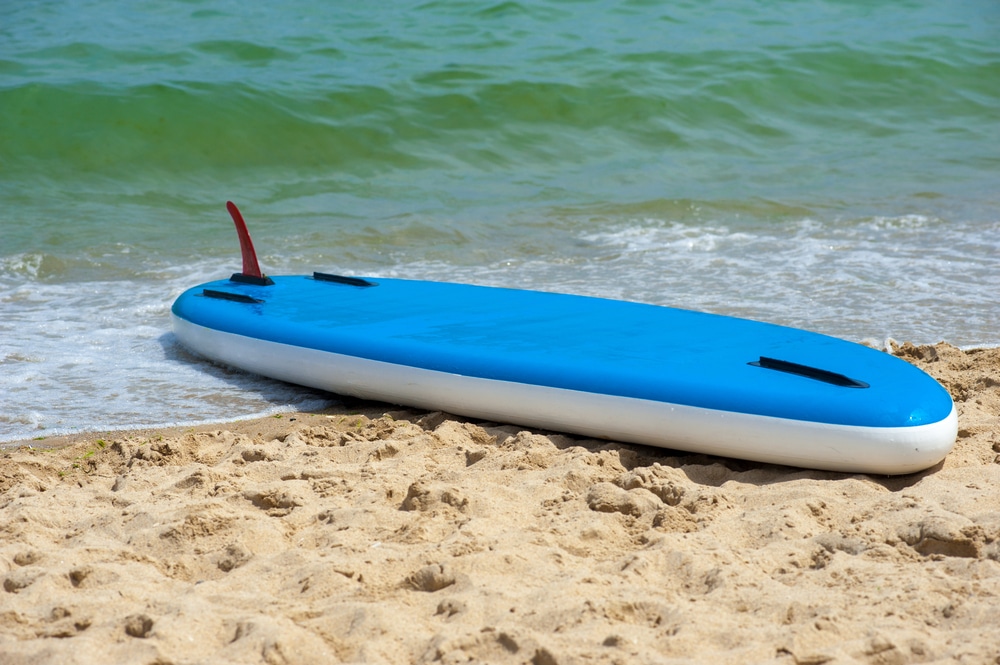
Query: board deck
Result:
<box><xmin>172</xmin><ymin>273</ymin><xmax>957</xmax><ymax>474</ymax></box>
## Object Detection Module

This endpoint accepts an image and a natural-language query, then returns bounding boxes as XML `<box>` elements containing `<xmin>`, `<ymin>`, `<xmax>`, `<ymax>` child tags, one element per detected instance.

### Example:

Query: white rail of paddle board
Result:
<box><xmin>173</xmin><ymin>316</ymin><xmax>957</xmax><ymax>475</ymax></box>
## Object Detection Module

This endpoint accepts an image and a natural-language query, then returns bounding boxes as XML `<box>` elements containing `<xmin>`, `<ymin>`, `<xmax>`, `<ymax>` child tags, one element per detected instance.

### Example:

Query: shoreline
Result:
<box><xmin>2</xmin><ymin>339</ymin><xmax>991</xmax><ymax>452</ymax></box>
<box><xmin>2</xmin><ymin>342</ymin><xmax>998</xmax><ymax>663</ymax></box>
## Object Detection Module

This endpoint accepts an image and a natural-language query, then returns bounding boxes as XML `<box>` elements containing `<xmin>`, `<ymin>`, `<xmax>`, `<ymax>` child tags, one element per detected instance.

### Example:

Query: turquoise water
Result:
<box><xmin>2</xmin><ymin>0</ymin><xmax>999</xmax><ymax>441</ymax></box>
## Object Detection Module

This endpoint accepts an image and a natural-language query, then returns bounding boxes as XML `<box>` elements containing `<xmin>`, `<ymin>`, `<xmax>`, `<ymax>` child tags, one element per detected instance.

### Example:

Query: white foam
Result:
<box><xmin>0</xmin><ymin>258</ymin><xmax>337</xmax><ymax>442</ymax></box>
<box><xmin>568</xmin><ymin>216</ymin><xmax>1000</xmax><ymax>343</ymax></box>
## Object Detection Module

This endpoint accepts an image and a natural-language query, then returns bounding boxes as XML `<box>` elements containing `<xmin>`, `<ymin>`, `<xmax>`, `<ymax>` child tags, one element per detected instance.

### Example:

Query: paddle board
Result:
<box><xmin>171</xmin><ymin>203</ymin><xmax>957</xmax><ymax>474</ymax></box>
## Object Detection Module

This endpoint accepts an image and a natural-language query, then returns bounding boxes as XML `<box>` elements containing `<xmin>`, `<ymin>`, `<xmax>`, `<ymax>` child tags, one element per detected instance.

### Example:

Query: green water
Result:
<box><xmin>4</xmin><ymin>2</ymin><xmax>998</xmax><ymax>235</ymax></box>
<box><xmin>1</xmin><ymin>0</ymin><xmax>998</xmax><ymax>439</ymax></box>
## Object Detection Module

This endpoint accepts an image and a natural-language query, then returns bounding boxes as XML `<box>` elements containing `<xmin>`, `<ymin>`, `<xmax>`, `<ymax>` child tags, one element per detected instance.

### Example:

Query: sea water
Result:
<box><xmin>2</xmin><ymin>0</ymin><xmax>998</xmax><ymax>441</ymax></box>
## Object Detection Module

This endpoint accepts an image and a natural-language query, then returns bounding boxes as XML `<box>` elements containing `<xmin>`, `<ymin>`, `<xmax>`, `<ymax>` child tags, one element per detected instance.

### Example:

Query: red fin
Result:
<box><xmin>226</xmin><ymin>201</ymin><xmax>264</xmax><ymax>279</ymax></box>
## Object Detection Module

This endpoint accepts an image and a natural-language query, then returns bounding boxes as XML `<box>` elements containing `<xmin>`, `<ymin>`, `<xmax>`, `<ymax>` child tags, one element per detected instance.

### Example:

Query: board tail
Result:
<box><xmin>227</xmin><ymin>201</ymin><xmax>274</xmax><ymax>286</ymax></box>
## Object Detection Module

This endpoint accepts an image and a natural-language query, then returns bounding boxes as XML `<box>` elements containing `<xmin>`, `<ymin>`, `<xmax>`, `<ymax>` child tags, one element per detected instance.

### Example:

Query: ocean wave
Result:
<box><xmin>2</xmin><ymin>25</ymin><xmax>996</xmax><ymax>188</ymax></box>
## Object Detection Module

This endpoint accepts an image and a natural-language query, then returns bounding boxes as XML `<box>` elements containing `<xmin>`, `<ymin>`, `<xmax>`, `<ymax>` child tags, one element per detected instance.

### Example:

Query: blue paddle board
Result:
<box><xmin>170</xmin><ymin>203</ymin><xmax>956</xmax><ymax>474</ymax></box>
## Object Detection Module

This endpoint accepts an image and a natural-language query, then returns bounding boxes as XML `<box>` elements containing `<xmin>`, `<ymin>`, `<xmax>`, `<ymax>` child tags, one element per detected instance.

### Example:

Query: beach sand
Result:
<box><xmin>1</xmin><ymin>342</ymin><xmax>998</xmax><ymax>664</ymax></box>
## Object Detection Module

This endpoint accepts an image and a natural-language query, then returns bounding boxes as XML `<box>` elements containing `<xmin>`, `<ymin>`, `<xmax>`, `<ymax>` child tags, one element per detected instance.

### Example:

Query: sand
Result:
<box><xmin>1</xmin><ymin>342</ymin><xmax>998</xmax><ymax>664</ymax></box>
